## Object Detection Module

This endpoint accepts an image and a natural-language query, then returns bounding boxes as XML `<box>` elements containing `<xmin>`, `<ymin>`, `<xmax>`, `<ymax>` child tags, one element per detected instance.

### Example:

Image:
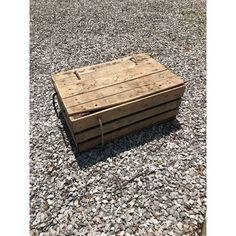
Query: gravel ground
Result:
<box><xmin>30</xmin><ymin>0</ymin><xmax>206</xmax><ymax>235</ymax></box>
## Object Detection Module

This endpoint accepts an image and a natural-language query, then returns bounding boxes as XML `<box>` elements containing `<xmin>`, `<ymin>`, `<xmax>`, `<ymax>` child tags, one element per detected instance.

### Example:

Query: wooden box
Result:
<box><xmin>52</xmin><ymin>53</ymin><xmax>185</xmax><ymax>152</ymax></box>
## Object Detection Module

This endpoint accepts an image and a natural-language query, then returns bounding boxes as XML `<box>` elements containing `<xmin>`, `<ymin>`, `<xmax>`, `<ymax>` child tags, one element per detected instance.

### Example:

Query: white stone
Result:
<box><xmin>177</xmin><ymin>222</ymin><xmax>183</xmax><ymax>230</ymax></box>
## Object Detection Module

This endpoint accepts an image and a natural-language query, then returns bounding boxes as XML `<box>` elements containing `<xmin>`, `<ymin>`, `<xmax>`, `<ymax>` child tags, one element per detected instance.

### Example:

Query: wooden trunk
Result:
<box><xmin>52</xmin><ymin>53</ymin><xmax>185</xmax><ymax>151</ymax></box>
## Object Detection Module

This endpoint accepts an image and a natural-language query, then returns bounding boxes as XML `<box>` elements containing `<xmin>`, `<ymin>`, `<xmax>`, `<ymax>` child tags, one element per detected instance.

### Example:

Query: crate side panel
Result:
<box><xmin>75</xmin><ymin>99</ymin><xmax>181</xmax><ymax>143</ymax></box>
<box><xmin>70</xmin><ymin>85</ymin><xmax>185</xmax><ymax>132</ymax></box>
<box><xmin>78</xmin><ymin>108</ymin><xmax>179</xmax><ymax>152</ymax></box>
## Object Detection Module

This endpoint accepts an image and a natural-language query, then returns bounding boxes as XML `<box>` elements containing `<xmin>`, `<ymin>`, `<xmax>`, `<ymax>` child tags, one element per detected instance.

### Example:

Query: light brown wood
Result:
<box><xmin>52</xmin><ymin>54</ymin><xmax>152</xmax><ymax>85</ymax></box>
<box><xmin>58</xmin><ymin>62</ymin><xmax>167</xmax><ymax>99</ymax></box>
<box><xmin>52</xmin><ymin>71</ymin><xmax>75</xmax><ymax>81</ymax></box>
<box><xmin>52</xmin><ymin>73</ymin><xmax>79</xmax><ymax>88</ymax></box>
<box><xmin>54</xmin><ymin>53</ymin><xmax>151</xmax><ymax>78</ymax></box>
<box><xmin>75</xmin><ymin>99</ymin><xmax>181</xmax><ymax>143</ymax></box>
<box><xmin>66</xmin><ymin>74</ymin><xmax>184</xmax><ymax>115</ymax></box>
<box><xmin>77</xmin><ymin>55</ymin><xmax>162</xmax><ymax>81</ymax></box>
<box><xmin>52</xmin><ymin>54</ymin><xmax>163</xmax><ymax>96</ymax></box>
<box><xmin>51</xmin><ymin>53</ymin><xmax>185</xmax><ymax>151</ymax></box>
<box><xmin>78</xmin><ymin>109</ymin><xmax>178</xmax><ymax>151</ymax></box>
<box><xmin>64</xmin><ymin>69</ymin><xmax>175</xmax><ymax>108</ymax></box>
<box><xmin>77</xmin><ymin>53</ymin><xmax>155</xmax><ymax>76</ymax></box>
<box><xmin>70</xmin><ymin>86</ymin><xmax>185</xmax><ymax>132</ymax></box>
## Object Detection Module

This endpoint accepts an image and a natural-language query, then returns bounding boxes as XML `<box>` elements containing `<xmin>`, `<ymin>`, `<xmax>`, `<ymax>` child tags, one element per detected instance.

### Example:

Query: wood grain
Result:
<box><xmin>78</xmin><ymin>109</ymin><xmax>178</xmax><ymax>151</ymax></box>
<box><xmin>75</xmin><ymin>99</ymin><xmax>181</xmax><ymax>143</ymax></box>
<box><xmin>70</xmin><ymin>85</ymin><xmax>185</xmax><ymax>132</ymax></box>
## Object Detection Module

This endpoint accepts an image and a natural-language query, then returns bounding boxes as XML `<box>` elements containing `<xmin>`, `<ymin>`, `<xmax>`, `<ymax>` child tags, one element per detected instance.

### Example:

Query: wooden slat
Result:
<box><xmin>75</xmin><ymin>99</ymin><xmax>181</xmax><ymax>143</ymax></box>
<box><xmin>77</xmin><ymin>53</ymin><xmax>154</xmax><ymax>76</ymax></box>
<box><xmin>54</xmin><ymin>53</ymin><xmax>151</xmax><ymax>78</ymax></box>
<box><xmin>64</xmin><ymin>70</ymin><xmax>175</xmax><ymax>108</ymax></box>
<box><xmin>76</xmin><ymin>55</ymin><xmax>135</xmax><ymax>75</ymax></box>
<box><xmin>52</xmin><ymin>73</ymin><xmax>79</xmax><ymax>88</ymax></box>
<box><xmin>66</xmin><ymin>74</ymin><xmax>184</xmax><ymax>115</ymax></box>
<box><xmin>77</xmin><ymin>55</ymin><xmax>160</xmax><ymax>81</ymax></box>
<box><xmin>58</xmin><ymin>61</ymin><xmax>167</xmax><ymax>99</ymax></box>
<box><xmin>52</xmin><ymin>55</ymin><xmax>133</xmax><ymax>81</ymax></box>
<box><xmin>51</xmin><ymin>54</ymin><xmax>152</xmax><ymax>85</ymax></box>
<box><xmin>52</xmin><ymin>71</ymin><xmax>74</xmax><ymax>80</ymax></box>
<box><xmin>70</xmin><ymin>85</ymin><xmax>185</xmax><ymax>132</ymax></box>
<box><xmin>78</xmin><ymin>109</ymin><xmax>179</xmax><ymax>152</ymax></box>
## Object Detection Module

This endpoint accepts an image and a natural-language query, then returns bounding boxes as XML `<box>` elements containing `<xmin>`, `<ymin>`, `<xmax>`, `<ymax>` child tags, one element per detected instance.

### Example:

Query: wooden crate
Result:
<box><xmin>52</xmin><ymin>53</ymin><xmax>185</xmax><ymax>151</ymax></box>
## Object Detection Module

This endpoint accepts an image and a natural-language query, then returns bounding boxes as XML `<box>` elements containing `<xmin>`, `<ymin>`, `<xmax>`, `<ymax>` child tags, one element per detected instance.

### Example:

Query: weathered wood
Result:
<box><xmin>78</xmin><ymin>109</ymin><xmax>179</xmax><ymax>151</ymax></box>
<box><xmin>52</xmin><ymin>73</ymin><xmax>79</xmax><ymax>88</ymax></box>
<box><xmin>70</xmin><ymin>86</ymin><xmax>185</xmax><ymax>132</ymax></box>
<box><xmin>77</xmin><ymin>54</ymin><xmax>159</xmax><ymax>81</ymax></box>
<box><xmin>75</xmin><ymin>99</ymin><xmax>181</xmax><ymax>143</ymax></box>
<box><xmin>51</xmin><ymin>53</ymin><xmax>185</xmax><ymax>151</ymax></box>
<box><xmin>66</xmin><ymin>75</ymin><xmax>183</xmax><ymax>115</ymax></box>
<box><xmin>53</xmin><ymin>53</ymin><xmax>152</xmax><ymax>80</ymax></box>
<box><xmin>58</xmin><ymin>62</ymin><xmax>167</xmax><ymax>99</ymax></box>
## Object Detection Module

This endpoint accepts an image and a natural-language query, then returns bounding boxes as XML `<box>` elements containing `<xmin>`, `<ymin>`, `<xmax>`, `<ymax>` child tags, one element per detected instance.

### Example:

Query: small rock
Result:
<box><xmin>118</xmin><ymin>230</ymin><xmax>125</xmax><ymax>236</ymax></box>
<box><xmin>138</xmin><ymin>181</ymin><xmax>142</xmax><ymax>187</ymax></box>
<box><xmin>188</xmin><ymin>199</ymin><xmax>194</xmax><ymax>205</ymax></box>
<box><xmin>48</xmin><ymin>227</ymin><xmax>57</xmax><ymax>236</ymax></box>
<box><xmin>47</xmin><ymin>194</ymin><xmax>54</xmax><ymax>199</ymax></box>
<box><xmin>92</xmin><ymin>208</ymin><xmax>97</xmax><ymax>213</ymax></box>
<box><xmin>47</xmin><ymin>199</ymin><xmax>54</xmax><ymax>205</ymax></box>
<box><xmin>183</xmin><ymin>224</ymin><xmax>189</xmax><ymax>232</ymax></box>
<box><xmin>39</xmin><ymin>233</ymin><xmax>49</xmax><ymax>236</ymax></box>
<box><xmin>162</xmin><ymin>196</ymin><xmax>167</xmax><ymax>201</ymax></box>
<box><xmin>177</xmin><ymin>222</ymin><xmax>183</xmax><ymax>230</ymax></box>
<box><xmin>129</xmin><ymin>208</ymin><xmax>135</xmax><ymax>214</ymax></box>
<box><xmin>150</xmin><ymin>218</ymin><xmax>159</xmax><ymax>225</ymax></box>
<box><xmin>126</xmin><ymin>228</ymin><xmax>133</xmax><ymax>234</ymax></box>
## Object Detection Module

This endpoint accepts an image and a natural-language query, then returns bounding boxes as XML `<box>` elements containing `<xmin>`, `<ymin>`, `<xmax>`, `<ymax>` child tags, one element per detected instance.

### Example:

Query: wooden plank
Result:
<box><xmin>78</xmin><ymin>109</ymin><xmax>179</xmax><ymax>152</ymax></box>
<box><xmin>58</xmin><ymin>61</ymin><xmax>167</xmax><ymax>99</ymax></box>
<box><xmin>52</xmin><ymin>55</ymin><xmax>134</xmax><ymax>81</ymax></box>
<box><xmin>77</xmin><ymin>55</ymin><xmax>161</xmax><ymax>81</ymax></box>
<box><xmin>52</xmin><ymin>73</ymin><xmax>79</xmax><ymax>89</ymax></box>
<box><xmin>70</xmin><ymin>85</ymin><xmax>185</xmax><ymax>132</ymax></box>
<box><xmin>64</xmin><ymin>69</ymin><xmax>175</xmax><ymax>108</ymax></box>
<box><xmin>66</xmin><ymin>74</ymin><xmax>184</xmax><ymax>115</ymax></box>
<box><xmin>54</xmin><ymin>53</ymin><xmax>151</xmax><ymax>78</ymax></box>
<box><xmin>75</xmin><ymin>99</ymin><xmax>181</xmax><ymax>143</ymax></box>
<box><xmin>77</xmin><ymin>53</ymin><xmax>154</xmax><ymax>76</ymax></box>
<box><xmin>51</xmin><ymin>53</ymin><xmax>152</xmax><ymax>86</ymax></box>
<box><xmin>52</xmin><ymin>71</ymin><xmax>75</xmax><ymax>81</ymax></box>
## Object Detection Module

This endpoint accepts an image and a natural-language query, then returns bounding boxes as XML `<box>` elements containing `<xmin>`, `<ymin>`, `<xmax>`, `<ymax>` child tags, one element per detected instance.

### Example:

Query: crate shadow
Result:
<box><xmin>58</xmin><ymin>112</ymin><xmax>182</xmax><ymax>169</ymax></box>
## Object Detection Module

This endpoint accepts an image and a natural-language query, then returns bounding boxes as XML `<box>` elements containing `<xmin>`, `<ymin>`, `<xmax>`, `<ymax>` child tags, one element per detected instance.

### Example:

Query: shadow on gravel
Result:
<box><xmin>57</xmin><ymin>112</ymin><xmax>182</xmax><ymax>169</ymax></box>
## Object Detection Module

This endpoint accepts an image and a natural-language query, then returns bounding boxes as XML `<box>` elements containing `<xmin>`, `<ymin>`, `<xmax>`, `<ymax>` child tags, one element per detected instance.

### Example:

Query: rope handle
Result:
<box><xmin>52</xmin><ymin>92</ymin><xmax>68</xmax><ymax>148</ymax></box>
<box><xmin>52</xmin><ymin>92</ymin><xmax>60</xmax><ymax>118</ymax></box>
<box><xmin>98</xmin><ymin>118</ymin><xmax>104</xmax><ymax>146</ymax></box>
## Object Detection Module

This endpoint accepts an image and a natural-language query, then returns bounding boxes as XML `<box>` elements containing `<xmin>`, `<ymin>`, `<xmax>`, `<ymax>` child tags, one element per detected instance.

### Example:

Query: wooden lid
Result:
<box><xmin>52</xmin><ymin>53</ymin><xmax>184</xmax><ymax>116</ymax></box>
